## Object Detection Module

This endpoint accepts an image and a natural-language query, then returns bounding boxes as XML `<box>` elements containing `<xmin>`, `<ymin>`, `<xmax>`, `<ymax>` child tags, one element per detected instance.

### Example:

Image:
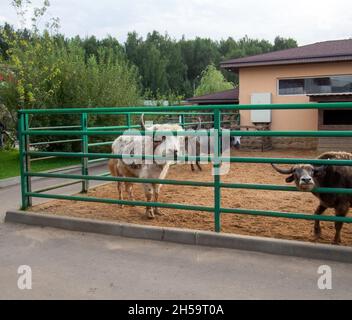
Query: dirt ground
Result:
<box><xmin>31</xmin><ymin>149</ymin><xmax>352</xmax><ymax>246</ymax></box>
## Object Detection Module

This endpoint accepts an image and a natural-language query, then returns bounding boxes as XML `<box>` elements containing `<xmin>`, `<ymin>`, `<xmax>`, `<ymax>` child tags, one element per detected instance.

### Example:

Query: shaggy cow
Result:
<box><xmin>110</xmin><ymin>115</ymin><xmax>184</xmax><ymax>218</ymax></box>
<box><xmin>272</xmin><ymin>151</ymin><xmax>352</xmax><ymax>244</ymax></box>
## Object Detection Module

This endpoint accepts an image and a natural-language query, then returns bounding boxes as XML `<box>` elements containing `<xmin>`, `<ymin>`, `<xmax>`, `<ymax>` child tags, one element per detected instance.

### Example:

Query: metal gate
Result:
<box><xmin>18</xmin><ymin>102</ymin><xmax>352</xmax><ymax>232</ymax></box>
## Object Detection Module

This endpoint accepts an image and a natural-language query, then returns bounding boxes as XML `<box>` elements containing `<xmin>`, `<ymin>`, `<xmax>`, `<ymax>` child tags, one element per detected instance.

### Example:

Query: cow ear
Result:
<box><xmin>285</xmin><ymin>175</ymin><xmax>294</xmax><ymax>183</ymax></box>
<box><xmin>313</xmin><ymin>165</ymin><xmax>327</xmax><ymax>176</ymax></box>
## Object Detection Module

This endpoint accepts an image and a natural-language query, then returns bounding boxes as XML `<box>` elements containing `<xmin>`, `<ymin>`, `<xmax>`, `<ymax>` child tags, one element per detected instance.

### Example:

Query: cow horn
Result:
<box><xmin>271</xmin><ymin>163</ymin><xmax>294</xmax><ymax>174</ymax></box>
<box><xmin>140</xmin><ymin>113</ymin><xmax>145</xmax><ymax>130</ymax></box>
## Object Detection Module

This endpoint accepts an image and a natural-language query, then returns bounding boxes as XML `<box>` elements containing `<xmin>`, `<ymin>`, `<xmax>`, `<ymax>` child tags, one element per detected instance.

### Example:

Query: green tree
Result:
<box><xmin>180</xmin><ymin>37</ymin><xmax>220</xmax><ymax>97</ymax></box>
<box><xmin>0</xmin><ymin>0</ymin><xmax>141</xmax><ymax>151</ymax></box>
<box><xmin>139</xmin><ymin>42</ymin><xmax>168</xmax><ymax>94</ymax></box>
<box><xmin>1</xmin><ymin>1</ymin><xmax>300</xmax><ymax>105</ymax></box>
<box><xmin>194</xmin><ymin>64</ymin><xmax>233</xmax><ymax>97</ymax></box>
<box><xmin>125</xmin><ymin>31</ymin><xmax>188</xmax><ymax>97</ymax></box>
<box><xmin>273</xmin><ymin>36</ymin><xmax>298</xmax><ymax>51</ymax></box>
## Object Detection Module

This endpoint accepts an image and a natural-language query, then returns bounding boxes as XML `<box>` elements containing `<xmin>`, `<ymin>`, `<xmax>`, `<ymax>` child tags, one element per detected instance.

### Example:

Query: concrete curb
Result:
<box><xmin>0</xmin><ymin>161</ymin><xmax>108</xmax><ymax>189</ymax></box>
<box><xmin>5</xmin><ymin>209</ymin><xmax>352</xmax><ymax>264</ymax></box>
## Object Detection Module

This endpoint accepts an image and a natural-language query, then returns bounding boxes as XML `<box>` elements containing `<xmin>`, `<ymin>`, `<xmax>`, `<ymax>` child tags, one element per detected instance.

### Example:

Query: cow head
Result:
<box><xmin>271</xmin><ymin>163</ymin><xmax>326</xmax><ymax>191</ymax></box>
<box><xmin>141</xmin><ymin>113</ymin><xmax>183</xmax><ymax>163</ymax></box>
<box><xmin>153</xmin><ymin>134</ymin><xmax>181</xmax><ymax>162</ymax></box>
<box><xmin>232</xmin><ymin>136</ymin><xmax>241</xmax><ymax>149</ymax></box>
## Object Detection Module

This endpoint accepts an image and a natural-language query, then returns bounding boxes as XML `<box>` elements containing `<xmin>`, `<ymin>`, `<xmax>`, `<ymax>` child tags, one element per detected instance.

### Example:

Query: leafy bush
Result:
<box><xmin>0</xmin><ymin>28</ymin><xmax>141</xmax><ymax>151</ymax></box>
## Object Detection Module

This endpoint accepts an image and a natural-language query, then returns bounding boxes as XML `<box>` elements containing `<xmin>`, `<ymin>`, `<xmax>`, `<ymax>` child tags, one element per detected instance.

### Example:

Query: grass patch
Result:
<box><xmin>0</xmin><ymin>149</ymin><xmax>80</xmax><ymax>179</ymax></box>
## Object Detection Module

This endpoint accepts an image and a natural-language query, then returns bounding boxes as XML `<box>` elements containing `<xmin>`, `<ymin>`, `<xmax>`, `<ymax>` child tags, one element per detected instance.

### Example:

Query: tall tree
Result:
<box><xmin>194</xmin><ymin>64</ymin><xmax>234</xmax><ymax>97</ymax></box>
<box><xmin>273</xmin><ymin>36</ymin><xmax>298</xmax><ymax>51</ymax></box>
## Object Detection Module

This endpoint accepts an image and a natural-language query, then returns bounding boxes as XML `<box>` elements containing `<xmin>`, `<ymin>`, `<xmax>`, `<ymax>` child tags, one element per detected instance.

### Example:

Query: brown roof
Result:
<box><xmin>221</xmin><ymin>39</ymin><xmax>352</xmax><ymax>70</ymax></box>
<box><xmin>186</xmin><ymin>88</ymin><xmax>239</xmax><ymax>104</ymax></box>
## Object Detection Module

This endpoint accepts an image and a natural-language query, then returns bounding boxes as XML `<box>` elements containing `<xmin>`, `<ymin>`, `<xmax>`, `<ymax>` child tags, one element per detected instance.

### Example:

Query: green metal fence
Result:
<box><xmin>18</xmin><ymin>102</ymin><xmax>352</xmax><ymax>232</ymax></box>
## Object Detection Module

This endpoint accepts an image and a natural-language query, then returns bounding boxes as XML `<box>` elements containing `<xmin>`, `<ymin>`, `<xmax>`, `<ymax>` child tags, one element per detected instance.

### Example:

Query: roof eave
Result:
<box><xmin>220</xmin><ymin>56</ymin><xmax>352</xmax><ymax>69</ymax></box>
<box><xmin>186</xmin><ymin>98</ymin><xmax>238</xmax><ymax>103</ymax></box>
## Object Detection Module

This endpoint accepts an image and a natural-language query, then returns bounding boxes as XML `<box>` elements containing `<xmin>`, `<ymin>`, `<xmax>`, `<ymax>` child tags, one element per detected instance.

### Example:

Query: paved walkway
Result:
<box><xmin>0</xmin><ymin>163</ymin><xmax>108</xmax><ymax>222</ymax></box>
<box><xmin>1</xmin><ymin>163</ymin><xmax>351</xmax><ymax>299</ymax></box>
<box><xmin>1</xmin><ymin>222</ymin><xmax>351</xmax><ymax>299</ymax></box>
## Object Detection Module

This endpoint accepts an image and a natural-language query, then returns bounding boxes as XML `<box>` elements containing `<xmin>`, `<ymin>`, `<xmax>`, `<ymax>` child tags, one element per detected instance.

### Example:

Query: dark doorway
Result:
<box><xmin>323</xmin><ymin>109</ymin><xmax>352</xmax><ymax>125</ymax></box>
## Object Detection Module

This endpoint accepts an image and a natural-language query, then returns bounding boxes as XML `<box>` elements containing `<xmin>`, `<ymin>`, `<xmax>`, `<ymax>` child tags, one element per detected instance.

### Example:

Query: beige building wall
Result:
<box><xmin>239</xmin><ymin>62</ymin><xmax>352</xmax><ymax>131</ymax></box>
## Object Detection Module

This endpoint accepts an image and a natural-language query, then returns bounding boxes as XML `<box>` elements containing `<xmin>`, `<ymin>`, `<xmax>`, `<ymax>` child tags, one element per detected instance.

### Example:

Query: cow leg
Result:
<box><xmin>117</xmin><ymin>182</ymin><xmax>124</xmax><ymax>208</ymax></box>
<box><xmin>196</xmin><ymin>140</ymin><xmax>202</xmax><ymax>171</ymax></box>
<box><xmin>191</xmin><ymin>163</ymin><xmax>195</xmax><ymax>171</ymax></box>
<box><xmin>153</xmin><ymin>184</ymin><xmax>163</xmax><ymax>215</ymax></box>
<box><xmin>109</xmin><ymin>159</ymin><xmax>123</xmax><ymax>208</ymax></box>
<box><xmin>125</xmin><ymin>183</ymin><xmax>134</xmax><ymax>201</ymax></box>
<box><xmin>332</xmin><ymin>204</ymin><xmax>349</xmax><ymax>245</ymax></box>
<box><xmin>313</xmin><ymin>204</ymin><xmax>327</xmax><ymax>240</ymax></box>
<box><xmin>143</xmin><ymin>183</ymin><xmax>154</xmax><ymax>219</ymax></box>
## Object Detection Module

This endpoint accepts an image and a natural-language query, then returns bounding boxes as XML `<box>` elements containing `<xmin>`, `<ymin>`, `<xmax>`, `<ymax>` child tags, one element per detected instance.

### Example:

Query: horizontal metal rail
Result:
<box><xmin>26</xmin><ymin>192</ymin><xmax>215</xmax><ymax>212</ymax></box>
<box><xmin>220</xmin><ymin>207</ymin><xmax>352</xmax><ymax>223</ymax></box>
<box><xmin>18</xmin><ymin>102</ymin><xmax>352</xmax><ymax>114</ymax></box>
<box><xmin>88</xmin><ymin>141</ymin><xmax>114</xmax><ymax>147</ymax></box>
<box><xmin>33</xmin><ymin>180</ymin><xmax>82</xmax><ymax>193</ymax></box>
<box><xmin>111</xmin><ymin>111</ymin><xmax>235</xmax><ymax>116</ymax></box>
<box><xmin>87</xmin><ymin>125</ymin><xmax>140</xmax><ymax>130</ymax></box>
<box><xmin>26</xmin><ymin>172</ymin><xmax>215</xmax><ymax>187</ymax></box>
<box><xmin>29</xmin><ymin>138</ymin><xmax>81</xmax><ymax>146</ymax></box>
<box><xmin>29</xmin><ymin>125</ymin><xmax>81</xmax><ymax>130</ymax></box>
<box><xmin>36</xmin><ymin>164</ymin><xmax>83</xmax><ymax>174</ymax></box>
<box><xmin>87</xmin><ymin>158</ymin><xmax>108</xmax><ymax>163</ymax></box>
<box><xmin>22</xmin><ymin>129</ymin><xmax>352</xmax><ymax>137</ymax></box>
<box><xmin>30</xmin><ymin>156</ymin><xmax>58</xmax><ymax>162</ymax></box>
<box><xmin>26</xmin><ymin>172</ymin><xmax>352</xmax><ymax>194</ymax></box>
<box><xmin>24</xmin><ymin>191</ymin><xmax>352</xmax><ymax>223</ymax></box>
<box><xmin>98</xmin><ymin>172</ymin><xmax>110</xmax><ymax>177</ymax></box>
<box><xmin>183</xmin><ymin>120</ymin><xmax>234</xmax><ymax>126</ymax></box>
<box><xmin>25</xmin><ymin>151</ymin><xmax>352</xmax><ymax>166</ymax></box>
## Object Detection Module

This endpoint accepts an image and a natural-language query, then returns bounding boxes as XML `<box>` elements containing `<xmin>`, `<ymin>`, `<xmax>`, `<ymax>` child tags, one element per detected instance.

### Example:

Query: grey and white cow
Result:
<box><xmin>110</xmin><ymin>114</ymin><xmax>184</xmax><ymax>218</ymax></box>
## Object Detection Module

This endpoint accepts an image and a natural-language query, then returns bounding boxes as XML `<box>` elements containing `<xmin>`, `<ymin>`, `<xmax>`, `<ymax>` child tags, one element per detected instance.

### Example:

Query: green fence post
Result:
<box><xmin>81</xmin><ymin>113</ymin><xmax>89</xmax><ymax>193</ymax></box>
<box><xmin>236</xmin><ymin>112</ymin><xmax>240</xmax><ymax>126</ymax></box>
<box><xmin>213</xmin><ymin>109</ymin><xmax>221</xmax><ymax>232</ymax></box>
<box><xmin>18</xmin><ymin>112</ymin><xmax>30</xmax><ymax>209</ymax></box>
<box><xmin>179</xmin><ymin>114</ymin><xmax>185</xmax><ymax>128</ymax></box>
<box><xmin>126</xmin><ymin>113</ymin><xmax>131</xmax><ymax>129</ymax></box>
<box><xmin>24</xmin><ymin>113</ymin><xmax>32</xmax><ymax>206</ymax></box>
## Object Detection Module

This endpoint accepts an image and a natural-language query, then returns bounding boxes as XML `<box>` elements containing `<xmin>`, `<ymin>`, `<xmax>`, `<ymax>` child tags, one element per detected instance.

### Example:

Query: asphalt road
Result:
<box><xmin>1</xmin><ymin>222</ymin><xmax>352</xmax><ymax>299</ymax></box>
<box><xmin>1</xmin><ymin>163</ymin><xmax>352</xmax><ymax>299</ymax></box>
<box><xmin>0</xmin><ymin>163</ymin><xmax>109</xmax><ymax>222</ymax></box>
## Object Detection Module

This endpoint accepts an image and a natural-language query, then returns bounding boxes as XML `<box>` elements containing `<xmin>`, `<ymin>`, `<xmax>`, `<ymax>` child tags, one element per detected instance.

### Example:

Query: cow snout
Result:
<box><xmin>300</xmin><ymin>176</ymin><xmax>312</xmax><ymax>184</ymax></box>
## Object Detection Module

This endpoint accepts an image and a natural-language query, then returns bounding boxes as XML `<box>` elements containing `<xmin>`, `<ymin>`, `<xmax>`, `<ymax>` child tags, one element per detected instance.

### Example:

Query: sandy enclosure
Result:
<box><xmin>31</xmin><ymin>150</ymin><xmax>352</xmax><ymax>246</ymax></box>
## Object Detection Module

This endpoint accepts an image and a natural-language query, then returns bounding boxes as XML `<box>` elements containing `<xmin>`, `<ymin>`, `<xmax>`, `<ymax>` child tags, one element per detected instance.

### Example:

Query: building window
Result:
<box><xmin>278</xmin><ymin>79</ymin><xmax>305</xmax><ymax>95</ymax></box>
<box><xmin>278</xmin><ymin>75</ymin><xmax>352</xmax><ymax>95</ymax></box>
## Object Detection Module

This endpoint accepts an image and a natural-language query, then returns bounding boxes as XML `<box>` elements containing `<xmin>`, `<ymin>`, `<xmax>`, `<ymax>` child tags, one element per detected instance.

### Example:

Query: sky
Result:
<box><xmin>0</xmin><ymin>0</ymin><xmax>352</xmax><ymax>45</ymax></box>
